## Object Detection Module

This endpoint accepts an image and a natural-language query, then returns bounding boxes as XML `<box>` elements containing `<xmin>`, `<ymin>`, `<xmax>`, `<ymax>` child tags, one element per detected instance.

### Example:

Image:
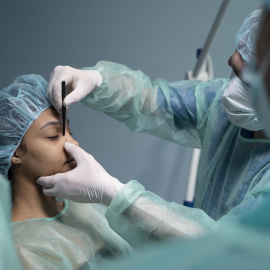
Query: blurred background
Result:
<box><xmin>0</xmin><ymin>0</ymin><xmax>261</xmax><ymax>204</ymax></box>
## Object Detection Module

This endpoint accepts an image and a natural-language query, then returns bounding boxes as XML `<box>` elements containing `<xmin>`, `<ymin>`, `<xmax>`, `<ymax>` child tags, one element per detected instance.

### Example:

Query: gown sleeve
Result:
<box><xmin>82</xmin><ymin>61</ymin><xmax>222</xmax><ymax>148</ymax></box>
<box><xmin>105</xmin><ymin>176</ymin><xmax>270</xmax><ymax>249</ymax></box>
<box><xmin>83</xmin><ymin>61</ymin><xmax>253</xmax><ymax>248</ymax></box>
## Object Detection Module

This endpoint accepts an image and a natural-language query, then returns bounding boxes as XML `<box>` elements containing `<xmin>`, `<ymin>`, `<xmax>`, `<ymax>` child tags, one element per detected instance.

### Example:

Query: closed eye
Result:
<box><xmin>47</xmin><ymin>135</ymin><xmax>59</xmax><ymax>140</ymax></box>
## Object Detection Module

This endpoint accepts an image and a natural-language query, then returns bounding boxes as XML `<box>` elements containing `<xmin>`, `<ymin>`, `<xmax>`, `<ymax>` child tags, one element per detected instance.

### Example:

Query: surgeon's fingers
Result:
<box><xmin>64</xmin><ymin>84</ymin><xmax>85</xmax><ymax>107</ymax></box>
<box><xmin>36</xmin><ymin>175</ymin><xmax>56</xmax><ymax>188</ymax></box>
<box><xmin>47</xmin><ymin>66</ymin><xmax>74</xmax><ymax>111</ymax></box>
<box><xmin>42</xmin><ymin>187</ymin><xmax>54</xmax><ymax>197</ymax></box>
<box><xmin>50</xmin><ymin>79</ymin><xmax>72</xmax><ymax>111</ymax></box>
<box><xmin>64</xmin><ymin>142</ymin><xmax>93</xmax><ymax>164</ymax></box>
<box><xmin>42</xmin><ymin>186</ymin><xmax>60</xmax><ymax>197</ymax></box>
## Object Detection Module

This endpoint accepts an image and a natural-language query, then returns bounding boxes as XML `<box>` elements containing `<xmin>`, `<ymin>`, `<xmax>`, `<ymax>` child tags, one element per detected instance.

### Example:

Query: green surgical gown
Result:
<box><xmin>11</xmin><ymin>200</ymin><xmax>134</xmax><ymax>269</ymax></box>
<box><xmin>101</xmin><ymin>196</ymin><xmax>270</xmax><ymax>270</ymax></box>
<box><xmin>0</xmin><ymin>174</ymin><xmax>22</xmax><ymax>270</ymax></box>
<box><xmin>81</xmin><ymin>61</ymin><xmax>270</xmax><ymax>247</ymax></box>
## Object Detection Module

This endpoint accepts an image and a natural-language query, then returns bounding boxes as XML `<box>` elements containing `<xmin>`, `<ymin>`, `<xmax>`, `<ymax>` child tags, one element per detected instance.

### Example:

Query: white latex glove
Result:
<box><xmin>47</xmin><ymin>66</ymin><xmax>102</xmax><ymax>112</ymax></box>
<box><xmin>37</xmin><ymin>142</ymin><xmax>124</xmax><ymax>206</ymax></box>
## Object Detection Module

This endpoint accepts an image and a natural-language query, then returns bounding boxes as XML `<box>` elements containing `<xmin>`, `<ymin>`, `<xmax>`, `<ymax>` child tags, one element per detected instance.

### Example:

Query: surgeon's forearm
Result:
<box><xmin>121</xmin><ymin>204</ymin><xmax>190</xmax><ymax>241</ymax></box>
<box><xmin>82</xmin><ymin>61</ymin><xmax>202</xmax><ymax>147</ymax></box>
<box><xmin>105</xmin><ymin>180</ymin><xmax>215</xmax><ymax>248</ymax></box>
<box><xmin>82</xmin><ymin>61</ymin><xmax>158</xmax><ymax>122</ymax></box>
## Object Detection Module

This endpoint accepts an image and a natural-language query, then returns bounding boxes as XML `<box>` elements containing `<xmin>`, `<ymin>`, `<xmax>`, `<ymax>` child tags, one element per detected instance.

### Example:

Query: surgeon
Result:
<box><xmin>38</xmin><ymin>10</ymin><xmax>270</xmax><ymax>246</ymax></box>
<box><xmin>100</xmin><ymin>5</ymin><xmax>270</xmax><ymax>269</ymax></box>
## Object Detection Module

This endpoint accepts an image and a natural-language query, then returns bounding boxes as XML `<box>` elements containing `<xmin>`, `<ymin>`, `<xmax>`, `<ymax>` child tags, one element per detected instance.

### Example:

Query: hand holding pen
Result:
<box><xmin>47</xmin><ymin>66</ymin><xmax>102</xmax><ymax>112</ymax></box>
<box><xmin>62</xmin><ymin>81</ymin><xmax>66</xmax><ymax>136</ymax></box>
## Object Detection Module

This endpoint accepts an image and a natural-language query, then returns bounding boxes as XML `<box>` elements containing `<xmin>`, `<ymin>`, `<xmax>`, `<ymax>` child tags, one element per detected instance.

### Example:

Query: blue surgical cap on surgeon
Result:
<box><xmin>235</xmin><ymin>9</ymin><xmax>263</xmax><ymax>63</ymax></box>
<box><xmin>0</xmin><ymin>74</ymin><xmax>51</xmax><ymax>178</ymax></box>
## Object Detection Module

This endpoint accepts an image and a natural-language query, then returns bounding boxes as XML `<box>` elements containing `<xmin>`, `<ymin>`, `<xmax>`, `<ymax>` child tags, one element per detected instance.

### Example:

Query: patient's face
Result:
<box><xmin>18</xmin><ymin>106</ymin><xmax>79</xmax><ymax>180</ymax></box>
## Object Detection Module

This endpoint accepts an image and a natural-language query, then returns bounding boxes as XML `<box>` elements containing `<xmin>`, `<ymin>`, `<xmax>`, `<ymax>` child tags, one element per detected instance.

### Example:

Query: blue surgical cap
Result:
<box><xmin>235</xmin><ymin>9</ymin><xmax>263</xmax><ymax>63</ymax></box>
<box><xmin>0</xmin><ymin>74</ymin><xmax>51</xmax><ymax>178</ymax></box>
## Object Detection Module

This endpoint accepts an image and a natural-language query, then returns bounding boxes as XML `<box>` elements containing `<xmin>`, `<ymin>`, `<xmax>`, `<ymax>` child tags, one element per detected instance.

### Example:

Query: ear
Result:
<box><xmin>11</xmin><ymin>148</ymin><xmax>23</xmax><ymax>165</ymax></box>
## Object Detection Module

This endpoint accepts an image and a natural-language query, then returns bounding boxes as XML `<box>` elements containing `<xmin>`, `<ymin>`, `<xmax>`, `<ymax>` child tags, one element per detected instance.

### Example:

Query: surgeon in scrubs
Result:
<box><xmin>101</xmin><ymin>5</ymin><xmax>270</xmax><ymax>269</ymax></box>
<box><xmin>38</xmin><ymin>10</ymin><xmax>270</xmax><ymax>247</ymax></box>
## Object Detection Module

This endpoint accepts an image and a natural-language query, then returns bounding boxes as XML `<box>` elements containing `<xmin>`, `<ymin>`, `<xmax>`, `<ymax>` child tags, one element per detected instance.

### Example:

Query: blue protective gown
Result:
<box><xmin>82</xmin><ymin>61</ymin><xmax>270</xmax><ymax>247</ymax></box>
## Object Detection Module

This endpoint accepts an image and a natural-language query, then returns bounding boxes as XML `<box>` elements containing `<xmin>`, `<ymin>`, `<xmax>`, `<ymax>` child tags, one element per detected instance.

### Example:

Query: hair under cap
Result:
<box><xmin>0</xmin><ymin>74</ymin><xmax>51</xmax><ymax>178</ymax></box>
<box><xmin>235</xmin><ymin>9</ymin><xmax>263</xmax><ymax>63</ymax></box>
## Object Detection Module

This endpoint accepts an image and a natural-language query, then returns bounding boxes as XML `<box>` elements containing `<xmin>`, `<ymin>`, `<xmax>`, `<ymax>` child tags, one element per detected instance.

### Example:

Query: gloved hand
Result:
<box><xmin>37</xmin><ymin>142</ymin><xmax>124</xmax><ymax>206</ymax></box>
<box><xmin>47</xmin><ymin>66</ymin><xmax>102</xmax><ymax>112</ymax></box>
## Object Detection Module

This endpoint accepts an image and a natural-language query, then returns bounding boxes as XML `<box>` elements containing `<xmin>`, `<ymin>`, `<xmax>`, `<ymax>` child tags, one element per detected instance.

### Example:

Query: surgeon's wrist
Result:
<box><xmin>102</xmin><ymin>179</ymin><xmax>124</xmax><ymax>206</ymax></box>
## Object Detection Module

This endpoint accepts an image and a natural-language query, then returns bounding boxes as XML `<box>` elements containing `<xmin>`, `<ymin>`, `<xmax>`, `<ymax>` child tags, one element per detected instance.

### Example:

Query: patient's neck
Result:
<box><xmin>12</xmin><ymin>173</ymin><xmax>64</xmax><ymax>222</ymax></box>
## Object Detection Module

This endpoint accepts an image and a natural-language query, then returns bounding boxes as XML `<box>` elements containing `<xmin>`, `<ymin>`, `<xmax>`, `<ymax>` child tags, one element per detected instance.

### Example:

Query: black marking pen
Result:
<box><xmin>62</xmin><ymin>81</ymin><xmax>66</xmax><ymax>136</ymax></box>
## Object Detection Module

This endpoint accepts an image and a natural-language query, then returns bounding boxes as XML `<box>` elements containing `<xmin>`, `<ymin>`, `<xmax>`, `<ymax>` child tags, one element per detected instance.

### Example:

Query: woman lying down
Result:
<box><xmin>0</xmin><ymin>74</ymin><xmax>134</xmax><ymax>269</ymax></box>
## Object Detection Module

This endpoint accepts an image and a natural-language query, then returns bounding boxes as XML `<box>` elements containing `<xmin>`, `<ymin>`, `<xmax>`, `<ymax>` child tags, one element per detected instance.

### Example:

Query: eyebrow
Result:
<box><xmin>39</xmin><ymin>121</ymin><xmax>61</xmax><ymax>131</ymax></box>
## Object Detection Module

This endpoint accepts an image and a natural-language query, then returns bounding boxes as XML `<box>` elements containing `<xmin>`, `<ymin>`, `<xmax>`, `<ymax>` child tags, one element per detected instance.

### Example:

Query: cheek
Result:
<box><xmin>23</xmin><ymin>144</ymin><xmax>67</xmax><ymax>178</ymax></box>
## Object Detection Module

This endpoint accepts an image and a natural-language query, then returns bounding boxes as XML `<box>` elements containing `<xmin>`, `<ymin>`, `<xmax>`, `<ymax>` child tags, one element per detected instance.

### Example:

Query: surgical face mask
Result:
<box><xmin>242</xmin><ymin>48</ymin><xmax>270</xmax><ymax>137</ymax></box>
<box><xmin>222</xmin><ymin>69</ymin><xmax>264</xmax><ymax>131</ymax></box>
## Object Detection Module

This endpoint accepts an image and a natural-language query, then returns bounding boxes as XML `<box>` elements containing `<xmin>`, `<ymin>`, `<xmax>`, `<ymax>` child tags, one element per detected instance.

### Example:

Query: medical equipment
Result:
<box><xmin>190</xmin><ymin>0</ymin><xmax>231</xmax><ymax>80</ymax></box>
<box><xmin>0</xmin><ymin>75</ymin><xmax>51</xmax><ymax>178</ymax></box>
<box><xmin>62</xmin><ymin>81</ymin><xmax>66</xmax><ymax>136</ymax></box>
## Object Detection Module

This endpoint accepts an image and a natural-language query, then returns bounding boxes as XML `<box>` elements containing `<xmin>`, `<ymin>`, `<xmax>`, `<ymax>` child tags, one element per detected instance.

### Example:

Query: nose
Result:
<box><xmin>65</xmin><ymin>133</ymin><xmax>79</xmax><ymax>147</ymax></box>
